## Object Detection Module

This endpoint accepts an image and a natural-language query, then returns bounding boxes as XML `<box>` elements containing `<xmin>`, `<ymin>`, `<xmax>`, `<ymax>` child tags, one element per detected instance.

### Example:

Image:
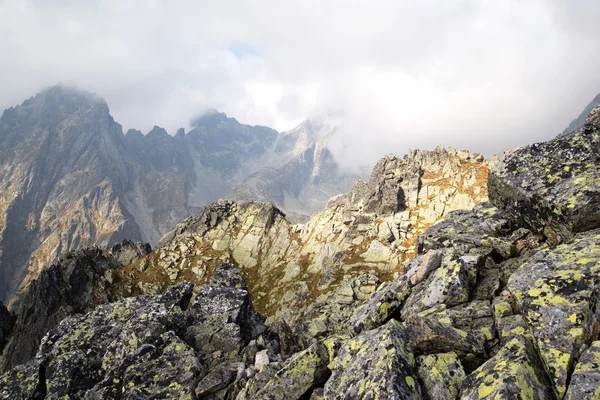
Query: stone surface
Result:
<box><xmin>417</xmin><ymin>352</ymin><xmax>465</xmax><ymax>400</ymax></box>
<box><xmin>349</xmin><ymin>277</ymin><xmax>411</xmax><ymax>335</ymax></box>
<box><xmin>254</xmin><ymin>349</ymin><xmax>270</xmax><ymax>371</ymax></box>
<box><xmin>323</xmin><ymin>320</ymin><xmax>422</xmax><ymax>399</ymax></box>
<box><xmin>460</xmin><ymin>337</ymin><xmax>554</xmax><ymax>400</ymax></box>
<box><xmin>506</xmin><ymin>229</ymin><xmax>600</xmax><ymax>398</ymax></box>
<box><xmin>403</xmin><ymin>313</ymin><xmax>485</xmax><ymax>367</ymax></box>
<box><xmin>133</xmin><ymin>141</ymin><xmax>489</xmax><ymax>333</ymax></box>
<box><xmin>489</xmin><ymin>108</ymin><xmax>600</xmax><ymax>237</ymax></box>
<box><xmin>238</xmin><ymin>341</ymin><xmax>330</xmax><ymax>400</ymax></box>
<box><xmin>0</xmin><ymin>265</ymin><xmax>278</xmax><ymax>399</ymax></box>
<box><xmin>565</xmin><ymin>341</ymin><xmax>600</xmax><ymax>400</ymax></box>
<box><xmin>0</xmin><ymin>241</ymin><xmax>150</xmax><ymax>372</ymax></box>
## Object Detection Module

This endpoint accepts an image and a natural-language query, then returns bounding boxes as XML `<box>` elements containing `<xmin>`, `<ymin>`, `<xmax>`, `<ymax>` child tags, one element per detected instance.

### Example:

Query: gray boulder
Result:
<box><xmin>489</xmin><ymin>105</ymin><xmax>600</xmax><ymax>239</ymax></box>
<box><xmin>323</xmin><ymin>319</ymin><xmax>422</xmax><ymax>399</ymax></box>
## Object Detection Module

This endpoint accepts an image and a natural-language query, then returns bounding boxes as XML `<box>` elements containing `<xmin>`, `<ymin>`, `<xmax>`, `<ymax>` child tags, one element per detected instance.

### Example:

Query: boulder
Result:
<box><xmin>488</xmin><ymin>107</ymin><xmax>600</xmax><ymax>237</ymax></box>
<box><xmin>418</xmin><ymin>203</ymin><xmax>516</xmax><ymax>257</ymax></box>
<box><xmin>506</xmin><ymin>229</ymin><xmax>600</xmax><ymax>398</ymax></box>
<box><xmin>323</xmin><ymin>319</ymin><xmax>422</xmax><ymax>399</ymax></box>
<box><xmin>402</xmin><ymin>252</ymin><xmax>479</xmax><ymax>317</ymax></box>
<box><xmin>460</xmin><ymin>336</ymin><xmax>554</xmax><ymax>400</ymax></box>
<box><xmin>238</xmin><ymin>341</ymin><xmax>330</xmax><ymax>400</ymax></box>
<box><xmin>417</xmin><ymin>352</ymin><xmax>466</xmax><ymax>399</ymax></box>
<box><xmin>349</xmin><ymin>277</ymin><xmax>411</xmax><ymax>334</ymax></box>
<box><xmin>38</xmin><ymin>285</ymin><xmax>200</xmax><ymax>398</ymax></box>
<box><xmin>565</xmin><ymin>341</ymin><xmax>600</xmax><ymax>400</ymax></box>
<box><xmin>403</xmin><ymin>313</ymin><xmax>485</xmax><ymax>370</ymax></box>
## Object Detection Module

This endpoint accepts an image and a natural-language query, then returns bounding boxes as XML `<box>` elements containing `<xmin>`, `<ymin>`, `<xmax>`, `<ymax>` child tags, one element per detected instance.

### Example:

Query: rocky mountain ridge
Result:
<box><xmin>2</xmin><ymin>95</ymin><xmax>600</xmax><ymax>399</ymax></box>
<box><xmin>0</xmin><ymin>138</ymin><xmax>494</xmax><ymax>395</ymax></box>
<box><xmin>0</xmin><ymin>86</ymin><xmax>358</xmax><ymax>305</ymax></box>
<box><xmin>122</xmin><ymin>144</ymin><xmax>489</xmax><ymax>331</ymax></box>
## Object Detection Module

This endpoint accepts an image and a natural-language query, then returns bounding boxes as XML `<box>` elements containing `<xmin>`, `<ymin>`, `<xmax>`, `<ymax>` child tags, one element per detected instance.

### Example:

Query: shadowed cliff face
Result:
<box><xmin>0</xmin><ymin>240</ymin><xmax>151</xmax><ymax>372</ymax></box>
<box><xmin>0</xmin><ymin>86</ymin><xmax>142</xmax><ymax>303</ymax></box>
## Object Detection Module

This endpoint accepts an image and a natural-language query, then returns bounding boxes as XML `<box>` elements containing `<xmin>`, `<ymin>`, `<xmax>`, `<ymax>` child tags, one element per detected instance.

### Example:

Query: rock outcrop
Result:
<box><xmin>489</xmin><ymin>106</ymin><xmax>600</xmax><ymax>241</ymax></box>
<box><xmin>0</xmin><ymin>303</ymin><xmax>12</xmax><ymax>355</ymax></box>
<box><xmin>0</xmin><ymin>240</ymin><xmax>150</xmax><ymax>372</ymax></box>
<box><xmin>116</xmin><ymin>144</ymin><xmax>489</xmax><ymax>346</ymax></box>
<box><xmin>559</xmin><ymin>92</ymin><xmax>600</xmax><ymax>137</ymax></box>
<box><xmin>0</xmin><ymin>264</ymin><xmax>279</xmax><ymax>399</ymax></box>
<box><xmin>228</xmin><ymin>106</ymin><xmax>600</xmax><ymax>398</ymax></box>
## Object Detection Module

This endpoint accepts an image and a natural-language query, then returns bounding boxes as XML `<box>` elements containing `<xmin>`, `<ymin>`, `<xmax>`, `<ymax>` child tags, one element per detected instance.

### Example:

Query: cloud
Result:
<box><xmin>1</xmin><ymin>0</ymin><xmax>600</xmax><ymax>170</ymax></box>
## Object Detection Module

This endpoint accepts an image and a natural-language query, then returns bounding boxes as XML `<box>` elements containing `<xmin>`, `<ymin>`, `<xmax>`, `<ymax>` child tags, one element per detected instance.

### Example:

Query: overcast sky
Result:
<box><xmin>1</xmin><ymin>0</ymin><xmax>600</xmax><ymax>170</ymax></box>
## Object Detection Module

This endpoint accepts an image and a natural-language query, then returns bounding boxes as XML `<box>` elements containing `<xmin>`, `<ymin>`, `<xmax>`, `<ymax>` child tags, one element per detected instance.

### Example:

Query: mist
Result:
<box><xmin>2</xmin><ymin>0</ymin><xmax>600</xmax><ymax>171</ymax></box>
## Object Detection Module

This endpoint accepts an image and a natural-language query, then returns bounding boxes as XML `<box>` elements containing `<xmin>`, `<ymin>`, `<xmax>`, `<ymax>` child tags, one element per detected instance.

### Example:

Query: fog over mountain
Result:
<box><xmin>0</xmin><ymin>85</ymin><xmax>361</xmax><ymax>304</ymax></box>
<box><xmin>2</xmin><ymin>1</ymin><xmax>600</xmax><ymax>171</ymax></box>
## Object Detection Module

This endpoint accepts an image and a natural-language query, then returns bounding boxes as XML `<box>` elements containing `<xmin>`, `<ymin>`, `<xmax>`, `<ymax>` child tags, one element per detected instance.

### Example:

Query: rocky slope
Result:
<box><xmin>0</xmin><ymin>140</ymin><xmax>490</xmax><ymax>380</ymax></box>
<box><xmin>0</xmin><ymin>240</ymin><xmax>150</xmax><ymax>372</ymax></box>
<box><xmin>118</xmin><ymin>145</ymin><xmax>489</xmax><ymax>335</ymax></box>
<box><xmin>0</xmin><ymin>264</ymin><xmax>280</xmax><ymax>399</ymax></box>
<box><xmin>2</xmin><ymin>99</ymin><xmax>600</xmax><ymax>399</ymax></box>
<box><xmin>0</xmin><ymin>87</ymin><xmax>355</xmax><ymax>305</ymax></box>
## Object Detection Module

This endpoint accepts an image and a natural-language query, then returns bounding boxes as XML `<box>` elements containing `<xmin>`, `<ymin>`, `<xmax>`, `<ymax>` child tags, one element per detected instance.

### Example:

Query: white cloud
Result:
<box><xmin>1</xmin><ymin>0</ymin><xmax>600</xmax><ymax>170</ymax></box>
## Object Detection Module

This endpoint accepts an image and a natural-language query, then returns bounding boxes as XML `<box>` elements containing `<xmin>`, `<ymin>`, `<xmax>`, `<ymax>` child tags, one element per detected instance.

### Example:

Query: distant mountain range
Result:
<box><xmin>0</xmin><ymin>85</ymin><xmax>361</xmax><ymax>303</ymax></box>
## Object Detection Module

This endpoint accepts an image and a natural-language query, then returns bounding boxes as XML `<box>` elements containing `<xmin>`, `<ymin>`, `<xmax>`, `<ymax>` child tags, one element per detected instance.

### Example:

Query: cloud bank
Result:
<box><xmin>1</xmin><ymin>0</ymin><xmax>600</xmax><ymax>170</ymax></box>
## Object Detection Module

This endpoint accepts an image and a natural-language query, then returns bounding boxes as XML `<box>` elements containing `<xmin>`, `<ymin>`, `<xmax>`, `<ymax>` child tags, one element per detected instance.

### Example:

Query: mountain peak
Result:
<box><xmin>2</xmin><ymin>84</ymin><xmax>111</xmax><ymax>127</ymax></box>
<box><xmin>41</xmin><ymin>84</ymin><xmax>106</xmax><ymax>107</ymax></box>
<box><xmin>191</xmin><ymin>109</ymin><xmax>230</xmax><ymax>127</ymax></box>
<box><xmin>146</xmin><ymin>125</ymin><xmax>169</xmax><ymax>138</ymax></box>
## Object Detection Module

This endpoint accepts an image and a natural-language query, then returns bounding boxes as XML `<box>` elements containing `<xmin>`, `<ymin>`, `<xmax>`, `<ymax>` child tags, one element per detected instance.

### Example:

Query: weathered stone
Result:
<box><xmin>1</xmin><ymin>243</ymin><xmax>149</xmax><ymax>372</ymax></box>
<box><xmin>361</xmin><ymin>240</ymin><xmax>393</xmax><ymax>263</ymax></box>
<box><xmin>506</xmin><ymin>229</ymin><xmax>600</xmax><ymax>398</ymax></box>
<box><xmin>239</xmin><ymin>341</ymin><xmax>330</xmax><ymax>400</ymax></box>
<box><xmin>310</xmin><ymin>387</ymin><xmax>325</xmax><ymax>399</ymax></box>
<box><xmin>403</xmin><ymin>313</ymin><xmax>485</xmax><ymax>369</ymax></box>
<box><xmin>195</xmin><ymin>363</ymin><xmax>237</xmax><ymax>397</ymax></box>
<box><xmin>323</xmin><ymin>319</ymin><xmax>423</xmax><ymax>399</ymax></box>
<box><xmin>565</xmin><ymin>341</ymin><xmax>600</xmax><ymax>400</ymax></box>
<box><xmin>489</xmin><ymin>110</ymin><xmax>600</xmax><ymax>236</ymax></box>
<box><xmin>460</xmin><ymin>336</ymin><xmax>554</xmax><ymax>400</ymax></box>
<box><xmin>417</xmin><ymin>352</ymin><xmax>465</xmax><ymax>399</ymax></box>
<box><xmin>254</xmin><ymin>349</ymin><xmax>270</xmax><ymax>371</ymax></box>
<box><xmin>210</xmin><ymin>262</ymin><xmax>248</xmax><ymax>289</ymax></box>
<box><xmin>447</xmin><ymin>301</ymin><xmax>496</xmax><ymax>345</ymax></box>
<box><xmin>0</xmin><ymin>265</ymin><xmax>277</xmax><ymax>399</ymax></box>
<box><xmin>0</xmin><ymin>362</ymin><xmax>42</xmax><ymax>399</ymax></box>
<box><xmin>402</xmin><ymin>253</ymin><xmax>478</xmax><ymax>317</ymax></box>
<box><xmin>349</xmin><ymin>277</ymin><xmax>411</xmax><ymax>334</ymax></box>
<box><xmin>418</xmin><ymin>203</ymin><xmax>516</xmax><ymax>257</ymax></box>
<box><xmin>309</xmin><ymin>315</ymin><xmax>329</xmax><ymax>337</ymax></box>
<box><xmin>407</xmin><ymin>250</ymin><xmax>443</xmax><ymax>285</ymax></box>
